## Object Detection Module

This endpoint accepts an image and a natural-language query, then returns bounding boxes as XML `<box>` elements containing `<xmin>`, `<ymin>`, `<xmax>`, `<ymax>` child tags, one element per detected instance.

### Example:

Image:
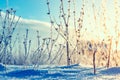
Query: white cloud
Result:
<box><xmin>20</xmin><ymin>18</ymin><xmax>51</xmax><ymax>28</ymax></box>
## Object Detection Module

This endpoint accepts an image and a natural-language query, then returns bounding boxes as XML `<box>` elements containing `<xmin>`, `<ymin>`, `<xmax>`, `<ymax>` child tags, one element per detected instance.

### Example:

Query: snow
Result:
<box><xmin>0</xmin><ymin>64</ymin><xmax>120</xmax><ymax>80</ymax></box>
<box><xmin>0</xmin><ymin>63</ymin><xmax>6</xmax><ymax>71</ymax></box>
<box><xmin>100</xmin><ymin>67</ymin><xmax>120</xmax><ymax>75</ymax></box>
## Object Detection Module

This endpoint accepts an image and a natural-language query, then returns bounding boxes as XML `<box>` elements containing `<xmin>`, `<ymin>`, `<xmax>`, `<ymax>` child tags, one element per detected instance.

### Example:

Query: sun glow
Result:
<box><xmin>73</xmin><ymin>0</ymin><xmax>120</xmax><ymax>51</ymax></box>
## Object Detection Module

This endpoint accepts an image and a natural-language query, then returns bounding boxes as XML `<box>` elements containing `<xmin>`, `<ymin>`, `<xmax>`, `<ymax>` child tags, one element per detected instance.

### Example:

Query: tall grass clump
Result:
<box><xmin>46</xmin><ymin>0</ymin><xmax>87</xmax><ymax>66</ymax></box>
<box><xmin>0</xmin><ymin>8</ymin><xmax>20</xmax><ymax>65</ymax></box>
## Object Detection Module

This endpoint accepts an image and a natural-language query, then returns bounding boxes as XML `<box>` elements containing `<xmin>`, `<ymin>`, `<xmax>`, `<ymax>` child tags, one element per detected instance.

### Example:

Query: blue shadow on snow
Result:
<box><xmin>100</xmin><ymin>67</ymin><xmax>120</xmax><ymax>75</ymax></box>
<box><xmin>3</xmin><ymin>69</ymin><xmax>48</xmax><ymax>78</ymax></box>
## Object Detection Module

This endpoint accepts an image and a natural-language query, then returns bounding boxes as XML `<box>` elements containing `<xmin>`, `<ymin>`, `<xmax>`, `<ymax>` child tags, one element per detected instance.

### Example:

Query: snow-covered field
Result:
<box><xmin>0</xmin><ymin>64</ymin><xmax>120</xmax><ymax>80</ymax></box>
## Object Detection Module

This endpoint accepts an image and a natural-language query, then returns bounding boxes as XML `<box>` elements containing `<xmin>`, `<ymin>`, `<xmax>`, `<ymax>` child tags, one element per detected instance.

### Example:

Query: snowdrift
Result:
<box><xmin>0</xmin><ymin>64</ymin><xmax>120</xmax><ymax>79</ymax></box>
<box><xmin>100</xmin><ymin>67</ymin><xmax>120</xmax><ymax>75</ymax></box>
<box><xmin>0</xmin><ymin>64</ymin><xmax>6</xmax><ymax>71</ymax></box>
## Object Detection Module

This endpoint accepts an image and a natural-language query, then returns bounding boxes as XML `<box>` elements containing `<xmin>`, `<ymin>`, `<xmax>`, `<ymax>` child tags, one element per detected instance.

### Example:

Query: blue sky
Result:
<box><xmin>0</xmin><ymin>0</ymin><xmax>52</xmax><ymax>22</ymax></box>
<box><xmin>0</xmin><ymin>0</ymin><xmax>82</xmax><ymax>22</ymax></box>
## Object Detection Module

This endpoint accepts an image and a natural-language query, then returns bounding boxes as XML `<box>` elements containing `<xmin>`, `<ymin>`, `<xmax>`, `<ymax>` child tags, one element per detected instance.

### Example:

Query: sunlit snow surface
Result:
<box><xmin>0</xmin><ymin>64</ymin><xmax>120</xmax><ymax>80</ymax></box>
